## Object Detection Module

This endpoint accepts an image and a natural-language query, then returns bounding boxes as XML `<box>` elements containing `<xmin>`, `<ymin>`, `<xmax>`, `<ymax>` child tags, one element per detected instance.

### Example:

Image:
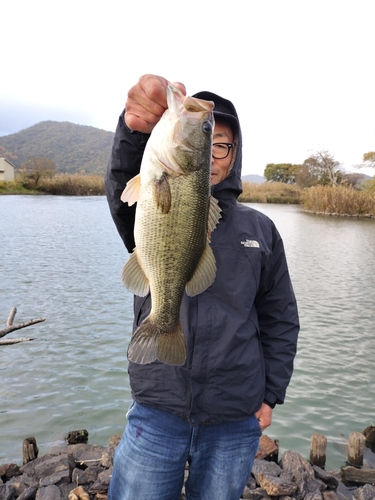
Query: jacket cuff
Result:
<box><xmin>263</xmin><ymin>399</ymin><xmax>276</xmax><ymax>409</ymax></box>
<box><xmin>120</xmin><ymin>110</ymin><xmax>150</xmax><ymax>147</ymax></box>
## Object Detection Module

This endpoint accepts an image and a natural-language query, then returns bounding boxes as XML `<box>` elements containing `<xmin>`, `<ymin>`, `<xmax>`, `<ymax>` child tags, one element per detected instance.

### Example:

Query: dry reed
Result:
<box><xmin>239</xmin><ymin>182</ymin><xmax>302</xmax><ymax>204</ymax></box>
<box><xmin>302</xmin><ymin>185</ymin><xmax>375</xmax><ymax>217</ymax></box>
<box><xmin>38</xmin><ymin>174</ymin><xmax>105</xmax><ymax>195</ymax></box>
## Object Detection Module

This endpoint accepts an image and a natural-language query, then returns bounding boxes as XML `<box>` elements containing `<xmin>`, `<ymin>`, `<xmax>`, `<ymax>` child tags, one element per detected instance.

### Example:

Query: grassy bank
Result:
<box><xmin>0</xmin><ymin>180</ymin><xmax>38</xmax><ymax>195</ymax></box>
<box><xmin>0</xmin><ymin>174</ymin><xmax>105</xmax><ymax>196</ymax></box>
<box><xmin>3</xmin><ymin>178</ymin><xmax>302</xmax><ymax>202</ymax></box>
<box><xmin>239</xmin><ymin>182</ymin><xmax>302</xmax><ymax>204</ymax></box>
<box><xmin>2</xmin><ymin>177</ymin><xmax>374</xmax><ymax>218</ymax></box>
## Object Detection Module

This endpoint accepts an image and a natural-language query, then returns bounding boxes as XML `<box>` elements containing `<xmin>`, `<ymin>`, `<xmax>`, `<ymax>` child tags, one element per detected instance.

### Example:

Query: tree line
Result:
<box><xmin>12</xmin><ymin>149</ymin><xmax>375</xmax><ymax>194</ymax></box>
<box><xmin>263</xmin><ymin>150</ymin><xmax>375</xmax><ymax>189</ymax></box>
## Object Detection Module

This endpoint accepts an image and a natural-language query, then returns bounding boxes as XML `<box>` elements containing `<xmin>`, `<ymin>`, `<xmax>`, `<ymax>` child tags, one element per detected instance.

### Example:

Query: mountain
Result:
<box><xmin>0</xmin><ymin>121</ymin><xmax>115</xmax><ymax>174</ymax></box>
<box><xmin>0</xmin><ymin>121</ymin><xmax>269</xmax><ymax>180</ymax></box>
<box><xmin>241</xmin><ymin>174</ymin><xmax>265</xmax><ymax>184</ymax></box>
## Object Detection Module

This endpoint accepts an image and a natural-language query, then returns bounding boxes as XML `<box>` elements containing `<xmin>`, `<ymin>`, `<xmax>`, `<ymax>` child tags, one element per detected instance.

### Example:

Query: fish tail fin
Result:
<box><xmin>158</xmin><ymin>323</ymin><xmax>186</xmax><ymax>366</ymax></box>
<box><xmin>127</xmin><ymin>319</ymin><xmax>186</xmax><ymax>366</ymax></box>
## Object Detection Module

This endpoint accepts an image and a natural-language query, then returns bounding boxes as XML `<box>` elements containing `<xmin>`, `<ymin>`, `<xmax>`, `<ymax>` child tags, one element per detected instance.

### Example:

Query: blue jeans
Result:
<box><xmin>108</xmin><ymin>402</ymin><xmax>261</xmax><ymax>500</ymax></box>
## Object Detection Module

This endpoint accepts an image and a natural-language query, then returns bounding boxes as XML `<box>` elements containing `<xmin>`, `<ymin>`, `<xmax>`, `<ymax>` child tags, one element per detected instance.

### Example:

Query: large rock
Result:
<box><xmin>313</xmin><ymin>465</ymin><xmax>339</xmax><ymax>490</ymax></box>
<box><xmin>255</xmin><ymin>435</ymin><xmax>279</xmax><ymax>462</ymax></box>
<box><xmin>0</xmin><ymin>484</ymin><xmax>16</xmax><ymax>500</ymax></box>
<box><xmin>251</xmin><ymin>458</ymin><xmax>281</xmax><ymax>480</ymax></box>
<box><xmin>257</xmin><ymin>472</ymin><xmax>298</xmax><ymax>496</ymax></box>
<box><xmin>0</xmin><ymin>465</ymin><xmax>20</xmax><ymax>481</ymax></box>
<box><xmin>88</xmin><ymin>467</ymin><xmax>113</xmax><ymax>494</ymax></box>
<box><xmin>7</xmin><ymin>472</ymin><xmax>38</xmax><ymax>497</ymax></box>
<box><xmin>22</xmin><ymin>453</ymin><xmax>75</xmax><ymax>484</ymax></box>
<box><xmin>64</xmin><ymin>443</ymin><xmax>107</xmax><ymax>465</ymax></box>
<box><xmin>16</xmin><ymin>486</ymin><xmax>38</xmax><ymax>500</ymax></box>
<box><xmin>353</xmin><ymin>483</ymin><xmax>375</xmax><ymax>500</ymax></box>
<box><xmin>35</xmin><ymin>484</ymin><xmax>62</xmax><ymax>499</ymax></box>
<box><xmin>242</xmin><ymin>486</ymin><xmax>271</xmax><ymax>499</ymax></box>
<box><xmin>279</xmin><ymin>450</ymin><xmax>325</xmax><ymax>499</ymax></box>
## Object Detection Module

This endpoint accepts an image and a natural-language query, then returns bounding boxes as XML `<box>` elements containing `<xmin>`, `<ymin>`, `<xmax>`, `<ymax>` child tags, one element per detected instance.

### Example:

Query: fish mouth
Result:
<box><xmin>183</xmin><ymin>95</ymin><xmax>214</xmax><ymax>114</ymax></box>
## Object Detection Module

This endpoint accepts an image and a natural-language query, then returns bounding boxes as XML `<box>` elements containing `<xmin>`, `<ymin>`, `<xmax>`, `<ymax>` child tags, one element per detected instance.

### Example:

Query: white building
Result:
<box><xmin>0</xmin><ymin>158</ymin><xmax>15</xmax><ymax>181</ymax></box>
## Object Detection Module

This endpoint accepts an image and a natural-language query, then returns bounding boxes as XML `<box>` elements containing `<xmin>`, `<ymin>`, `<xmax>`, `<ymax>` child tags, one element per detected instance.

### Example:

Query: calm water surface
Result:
<box><xmin>1</xmin><ymin>196</ymin><xmax>374</xmax><ymax>468</ymax></box>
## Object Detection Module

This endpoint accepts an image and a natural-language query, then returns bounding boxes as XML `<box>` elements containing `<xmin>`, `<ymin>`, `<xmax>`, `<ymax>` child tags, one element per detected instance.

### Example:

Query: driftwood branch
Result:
<box><xmin>0</xmin><ymin>307</ymin><xmax>45</xmax><ymax>345</ymax></box>
<box><xmin>0</xmin><ymin>337</ymin><xmax>34</xmax><ymax>345</ymax></box>
<box><xmin>6</xmin><ymin>306</ymin><xmax>17</xmax><ymax>327</ymax></box>
<box><xmin>0</xmin><ymin>318</ymin><xmax>46</xmax><ymax>338</ymax></box>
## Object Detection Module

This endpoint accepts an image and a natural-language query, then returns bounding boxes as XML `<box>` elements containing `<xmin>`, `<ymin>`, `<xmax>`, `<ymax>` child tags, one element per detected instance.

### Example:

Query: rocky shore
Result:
<box><xmin>1</xmin><ymin>432</ymin><xmax>375</xmax><ymax>500</ymax></box>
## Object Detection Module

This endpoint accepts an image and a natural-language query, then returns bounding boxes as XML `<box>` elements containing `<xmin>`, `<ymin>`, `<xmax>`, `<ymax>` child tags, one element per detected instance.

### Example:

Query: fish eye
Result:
<box><xmin>202</xmin><ymin>121</ymin><xmax>212</xmax><ymax>133</ymax></box>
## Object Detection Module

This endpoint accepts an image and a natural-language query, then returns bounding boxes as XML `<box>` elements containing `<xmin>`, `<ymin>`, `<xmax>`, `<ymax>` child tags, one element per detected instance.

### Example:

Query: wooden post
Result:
<box><xmin>310</xmin><ymin>433</ymin><xmax>327</xmax><ymax>467</ymax></box>
<box><xmin>347</xmin><ymin>431</ymin><xmax>365</xmax><ymax>467</ymax></box>
<box><xmin>22</xmin><ymin>436</ymin><xmax>39</xmax><ymax>464</ymax></box>
<box><xmin>363</xmin><ymin>425</ymin><xmax>375</xmax><ymax>453</ymax></box>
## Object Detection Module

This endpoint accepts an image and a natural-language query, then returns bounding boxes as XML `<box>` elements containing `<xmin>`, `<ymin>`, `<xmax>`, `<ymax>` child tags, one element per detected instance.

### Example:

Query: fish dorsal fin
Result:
<box><xmin>185</xmin><ymin>243</ymin><xmax>216</xmax><ymax>297</ymax></box>
<box><xmin>207</xmin><ymin>195</ymin><xmax>221</xmax><ymax>238</ymax></box>
<box><xmin>121</xmin><ymin>174</ymin><xmax>141</xmax><ymax>206</ymax></box>
<box><xmin>121</xmin><ymin>250</ymin><xmax>150</xmax><ymax>297</ymax></box>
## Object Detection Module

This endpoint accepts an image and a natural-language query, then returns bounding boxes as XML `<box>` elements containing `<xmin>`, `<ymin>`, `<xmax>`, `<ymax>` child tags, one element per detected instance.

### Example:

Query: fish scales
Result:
<box><xmin>135</xmin><ymin>170</ymin><xmax>210</xmax><ymax>327</ymax></box>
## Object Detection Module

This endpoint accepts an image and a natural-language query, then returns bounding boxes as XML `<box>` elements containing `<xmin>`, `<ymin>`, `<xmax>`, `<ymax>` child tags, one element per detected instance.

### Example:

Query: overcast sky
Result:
<box><xmin>1</xmin><ymin>0</ymin><xmax>374</xmax><ymax>176</ymax></box>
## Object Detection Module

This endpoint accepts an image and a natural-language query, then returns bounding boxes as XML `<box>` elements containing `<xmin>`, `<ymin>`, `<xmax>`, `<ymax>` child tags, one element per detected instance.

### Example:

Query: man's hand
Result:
<box><xmin>125</xmin><ymin>74</ymin><xmax>186</xmax><ymax>134</ymax></box>
<box><xmin>255</xmin><ymin>402</ymin><xmax>273</xmax><ymax>431</ymax></box>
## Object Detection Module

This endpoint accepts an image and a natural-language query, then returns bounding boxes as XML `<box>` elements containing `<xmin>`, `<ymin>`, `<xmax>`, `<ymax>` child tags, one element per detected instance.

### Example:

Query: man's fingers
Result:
<box><xmin>125</xmin><ymin>113</ymin><xmax>155</xmax><ymax>134</ymax></box>
<box><xmin>124</xmin><ymin>75</ymin><xmax>187</xmax><ymax>133</ymax></box>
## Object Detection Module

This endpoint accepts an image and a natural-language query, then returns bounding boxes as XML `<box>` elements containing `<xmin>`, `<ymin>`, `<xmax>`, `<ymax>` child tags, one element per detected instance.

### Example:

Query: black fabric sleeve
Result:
<box><xmin>255</xmin><ymin>223</ymin><xmax>299</xmax><ymax>407</ymax></box>
<box><xmin>104</xmin><ymin>111</ymin><xmax>150</xmax><ymax>252</ymax></box>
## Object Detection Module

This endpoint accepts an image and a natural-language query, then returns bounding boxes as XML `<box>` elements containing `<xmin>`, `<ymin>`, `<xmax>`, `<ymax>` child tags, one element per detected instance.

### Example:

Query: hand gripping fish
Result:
<box><xmin>121</xmin><ymin>85</ymin><xmax>221</xmax><ymax>365</ymax></box>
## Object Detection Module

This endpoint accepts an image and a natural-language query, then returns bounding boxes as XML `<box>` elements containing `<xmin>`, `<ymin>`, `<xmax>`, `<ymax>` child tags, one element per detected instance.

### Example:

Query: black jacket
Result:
<box><xmin>105</xmin><ymin>92</ymin><xmax>299</xmax><ymax>425</ymax></box>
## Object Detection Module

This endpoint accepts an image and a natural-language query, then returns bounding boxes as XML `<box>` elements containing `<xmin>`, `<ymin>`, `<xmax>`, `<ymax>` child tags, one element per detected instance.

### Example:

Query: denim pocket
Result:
<box><xmin>126</xmin><ymin>400</ymin><xmax>136</xmax><ymax>419</ymax></box>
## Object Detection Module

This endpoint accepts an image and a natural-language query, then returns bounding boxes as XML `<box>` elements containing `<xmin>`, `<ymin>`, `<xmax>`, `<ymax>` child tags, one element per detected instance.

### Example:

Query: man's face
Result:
<box><xmin>210</xmin><ymin>121</ymin><xmax>235</xmax><ymax>185</ymax></box>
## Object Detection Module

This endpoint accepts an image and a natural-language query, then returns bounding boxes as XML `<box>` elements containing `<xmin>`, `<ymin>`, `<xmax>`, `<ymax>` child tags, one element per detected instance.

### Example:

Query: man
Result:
<box><xmin>105</xmin><ymin>74</ymin><xmax>299</xmax><ymax>500</ymax></box>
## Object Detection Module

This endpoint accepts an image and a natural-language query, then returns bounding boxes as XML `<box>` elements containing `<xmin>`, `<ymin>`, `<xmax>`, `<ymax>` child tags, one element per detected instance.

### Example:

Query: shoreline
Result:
<box><xmin>303</xmin><ymin>209</ymin><xmax>375</xmax><ymax>219</ymax></box>
<box><xmin>1</xmin><ymin>431</ymin><xmax>375</xmax><ymax>500</ymax></box>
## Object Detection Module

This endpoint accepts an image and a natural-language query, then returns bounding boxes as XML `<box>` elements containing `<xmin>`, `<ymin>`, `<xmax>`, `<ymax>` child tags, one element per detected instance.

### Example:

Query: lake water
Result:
<box><xmin>1</xmin><ymin>195</ymin><xmax>374</xmax><ymax>469</ymax></box>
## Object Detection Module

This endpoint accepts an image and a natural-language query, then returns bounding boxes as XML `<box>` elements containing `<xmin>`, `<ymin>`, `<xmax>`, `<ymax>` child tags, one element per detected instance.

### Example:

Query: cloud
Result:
<box><xmin>1</xmin><ymin>0</ymin><xmax>374</xmax><ymax>175</ymax></box>
<box><xmin>0</xmin><ymin>98</ymin><xmax>97</xmax><ymax>137</ymax></box>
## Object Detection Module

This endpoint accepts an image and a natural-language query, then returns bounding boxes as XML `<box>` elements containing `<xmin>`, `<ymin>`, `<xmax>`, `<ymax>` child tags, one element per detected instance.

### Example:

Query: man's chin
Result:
<box><xmin>210</xmin><ymin>174</ymin><xmax>218</xmax><ymax>186</ymax></box>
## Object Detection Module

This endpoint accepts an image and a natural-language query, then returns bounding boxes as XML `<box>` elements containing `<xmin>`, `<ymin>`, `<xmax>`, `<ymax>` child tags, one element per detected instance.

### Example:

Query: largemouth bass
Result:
<box><xmin>120</xmin><ymin>85</ymin><xmax>221</xmax><ymax>366</ymax></box>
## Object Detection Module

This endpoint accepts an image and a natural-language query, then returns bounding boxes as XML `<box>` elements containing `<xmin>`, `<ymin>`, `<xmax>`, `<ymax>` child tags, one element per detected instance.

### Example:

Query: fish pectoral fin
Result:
<box><xmin>207</xmin><ymin>195</ymin><xmax>222</xmax><ymax>238</ymax></box>
<box><xmin>153</xmin><ymin>172</ymin><xmax>172</xmax><ymax>214</ymax></box>
<box><xmin>185</xmin><ymin>243</ymin><xmax>216</xmax><ymax>297</ymax></box>
<box><xmin>121</xmin><ymin>174</ymin><xmax>141</xmax><ymax>206</ymax></box>
<box><xmin>127</xmin><ymin>320</ymin><xmax>186</xmax><ymax>366</ymax></box>
<box><xmin>121</xmin><ymin>250</ymin><xmax>150</xmax><ymax>296</ymax></box>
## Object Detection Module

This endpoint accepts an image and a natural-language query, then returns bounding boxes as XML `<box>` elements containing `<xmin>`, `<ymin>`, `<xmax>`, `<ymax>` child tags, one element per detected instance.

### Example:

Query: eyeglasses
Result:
<box><xmin>212</xmin><ymin>142</ymin><xmax>235</xmax><ymax>160</ymax></box>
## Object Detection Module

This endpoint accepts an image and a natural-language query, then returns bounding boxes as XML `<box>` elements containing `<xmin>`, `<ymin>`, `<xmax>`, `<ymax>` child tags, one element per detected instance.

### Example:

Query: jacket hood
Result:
<box><xmin>193</xmin><ymin>90</ymin><xmax>243</xmax><ymax>203</ymax></box>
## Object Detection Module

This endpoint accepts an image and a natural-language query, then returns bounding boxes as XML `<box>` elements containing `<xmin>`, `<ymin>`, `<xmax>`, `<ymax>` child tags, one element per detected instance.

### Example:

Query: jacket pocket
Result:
<box><xmin>133</xmin><ymin>294</ymin><xmax>151</xmax><ymax>328</ymax></box>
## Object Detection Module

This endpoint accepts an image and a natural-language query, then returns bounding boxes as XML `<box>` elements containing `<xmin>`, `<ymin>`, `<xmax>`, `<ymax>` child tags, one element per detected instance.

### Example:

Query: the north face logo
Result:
<box><xmin>241</xmin><ymin>239</ymin><xmax>260</xmax><ymax>248</ymax></box>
